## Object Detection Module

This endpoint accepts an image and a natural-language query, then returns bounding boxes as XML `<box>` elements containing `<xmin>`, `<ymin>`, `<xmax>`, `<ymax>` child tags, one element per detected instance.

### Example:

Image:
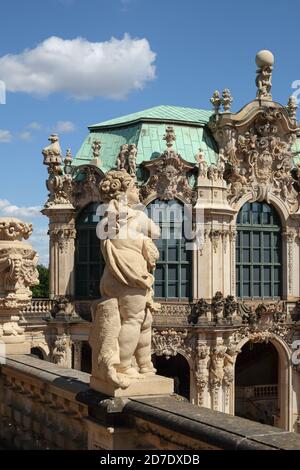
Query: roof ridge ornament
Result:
<box><xmin>210</xmin><ymin>90</ymin><xmax>221</xmax><ymax>114</ymax></box>
<box><xmin>255</xmin><ymin>50</ymin><xmax>274</xmax><ymax>101</ymax></box>
<box><xmin>221</xmin><ymin>89</ymin><xmax>233</xmax><ymax>113</ymax></box>
<box><xmin>163</xmin><ymin>125</ymin><xmax>176</xmax><ymax>150</ymax></box>
<box><xmin>91</xmin><ymin>139</ymin><xmax>101</xmax><ymax>166</ymax></box>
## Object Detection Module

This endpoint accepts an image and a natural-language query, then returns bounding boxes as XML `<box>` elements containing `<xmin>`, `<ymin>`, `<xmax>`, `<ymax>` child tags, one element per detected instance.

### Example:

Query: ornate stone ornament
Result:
<box><xmin>49</xmin><ymin>226</ymin><xmax>76</xmax><ymax>254</ymax></box>
<box><xmin>152</xmin><ymin>329</ymin><xmax>189</xmax><ymax>359</ymax></box>
<box><xmin>195</xmin><ymin>343</ymin><xmax>210</xmax><ymax>406</ymax></box>
<box><xmin>255</xmin><ymin>50</ymin><xmax>274</xmax><ymax>101</ymax></box>
<box><xmin>52</xmin><ymin>333</ymin><xmax>71</xmax><ymax>366</ymax></box>
<box><xmin>210</xmin><ymin>102</ymin><xmax>300</xmax><ymax>211</ymax></box>
<box><xmin>140</xmin><ymin>127</ymin><xmax>195</xmax><ymax>203</ymax></box>
<box><xmin>42</xmin><ymin>134</ymin><xmax>73</xmax><ymax>208</ymax></box>
<box><xmin>0</xmin><ymin>217</ymin><xmax>39</xmax><ymax>354</ymax></box>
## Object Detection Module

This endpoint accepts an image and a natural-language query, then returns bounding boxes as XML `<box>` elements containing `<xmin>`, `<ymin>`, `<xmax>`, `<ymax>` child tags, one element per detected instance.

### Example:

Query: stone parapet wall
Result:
<box><xmin>0</xmin><ymin>355</ymin><xmax>300</xmax><ymax>450</ymax></box>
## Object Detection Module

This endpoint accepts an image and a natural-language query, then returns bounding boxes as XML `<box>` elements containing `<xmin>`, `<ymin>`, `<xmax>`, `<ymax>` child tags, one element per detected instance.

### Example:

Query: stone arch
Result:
<box><xmin>152</xmin><ymin>351</ymin><xmax>191</xmax><ymax>399</ymax></box>
<box><xmin>232</xmin><ymin>192</ymin><xmax>290</xmax><ymax>228</ymax></box>
<box><xmin>30</xmin><ymin>345</ymin><xmax>48</xmax><ymax>360</ymax></box>
<box><xmin>234</xmin><ymin>334</ymin><xmax>292</xmax><ymax>430</ymax></box>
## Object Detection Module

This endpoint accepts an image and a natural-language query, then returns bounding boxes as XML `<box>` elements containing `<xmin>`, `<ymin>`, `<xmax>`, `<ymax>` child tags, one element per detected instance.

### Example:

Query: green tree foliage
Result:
<box><xmin>31</xmin><ymin>265</ymin><xmax>49</xmax><ymax>298</ymax></box>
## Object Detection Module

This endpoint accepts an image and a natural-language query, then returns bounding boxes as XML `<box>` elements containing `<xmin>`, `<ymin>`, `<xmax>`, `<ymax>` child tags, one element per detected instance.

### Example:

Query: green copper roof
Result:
<box><xmin>73</xmin><ymin>105</ymin><xmax>218</xmax><ymax>173</ymax></box>
<box><xmin>89</xmin><ymin>105</ymin><xmax>213</xmax><ymax>129</ymax></box>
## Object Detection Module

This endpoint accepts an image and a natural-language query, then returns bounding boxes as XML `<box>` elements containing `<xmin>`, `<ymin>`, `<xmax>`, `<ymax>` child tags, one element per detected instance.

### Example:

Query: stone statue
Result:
<box><xmin>195</xmin><ymin>149</ymin><xmax>208</xmax><ymax>178</ymax></box>
<box><xmin>116</xmin><ymin>144</ymin><xmax>128</xmax><ymax>170</ymax></box>
<box><xmin>255</xmin><ymin>50</ymin><xmax>274</xmax><ymax>100</ymax></box>
<box><xmin>90</xmin><ymin>169</ymin><xmax>161</xmax><ymax>390</ymax></box>
<box><xmin>128</xmin><ymin>144</ymin><xmax>137</xmax><ymax>176</ymax></box>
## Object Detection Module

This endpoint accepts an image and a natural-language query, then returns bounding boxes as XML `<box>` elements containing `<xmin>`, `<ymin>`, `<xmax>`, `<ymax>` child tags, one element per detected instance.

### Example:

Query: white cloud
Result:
<box><xmin>0</xmin><ymin>199</ymin><xmax>41</xmax><ymax>218</ymax></box>
<box><xmin>0</xmin><ymin>34</ymin><xmax>156</xmax><ymax>100</ymax></box>
<box><xmin>19</xmin><ymin>131</ymin><xmax>32</xmax><ymax>141</ymax></box>
<box><xmin>27</xmin><ymin>121</ymin><xmax>42</xmax><ymax>130</ymax></box>
<box><xmin>0</xmin><ymin>130</ymin><xmax>12</xmax><ymax>142</ymax></box>
<box><xmin>54</xmin><ymin>120</ymin><xmax>75</xmax><ymax>133</ymax></box>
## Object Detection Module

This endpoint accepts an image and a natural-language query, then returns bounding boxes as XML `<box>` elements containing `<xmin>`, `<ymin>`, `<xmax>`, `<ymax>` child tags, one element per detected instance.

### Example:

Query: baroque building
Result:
<box><xmin>26</xmin><ymin>50</ymin><xmax>300</xmax><ymax>433</ymax></box>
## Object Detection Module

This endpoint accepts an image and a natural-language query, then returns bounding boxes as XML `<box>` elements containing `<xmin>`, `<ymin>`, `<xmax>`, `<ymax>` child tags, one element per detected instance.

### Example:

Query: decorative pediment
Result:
<box><xmin>72</xmin><ymin>164</ymin><xmax>105</xmax><ymax>208</ymax></box>
<box><xmin>209</xmin><ymin>101</ymin><xmax>300</xmax><ymax>212</ymax></box>
<box><xmin>140</xmin><ymin>127</ymin><xmax>196</xmax><ymax>203</ymax></box>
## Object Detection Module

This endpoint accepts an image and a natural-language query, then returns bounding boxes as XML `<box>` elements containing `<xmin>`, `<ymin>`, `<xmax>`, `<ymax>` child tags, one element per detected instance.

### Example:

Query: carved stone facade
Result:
<box><xmin>16</xmin><ymin>49</ymin><xmax>300</xmax><ymax>433</ymax></box>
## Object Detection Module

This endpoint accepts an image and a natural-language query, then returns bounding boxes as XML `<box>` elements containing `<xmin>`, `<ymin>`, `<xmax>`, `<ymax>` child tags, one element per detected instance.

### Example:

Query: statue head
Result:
<box><xmin>99</xmin><ymin>169</ymin><xmax>139</xmax><ymax>205</ymax></box>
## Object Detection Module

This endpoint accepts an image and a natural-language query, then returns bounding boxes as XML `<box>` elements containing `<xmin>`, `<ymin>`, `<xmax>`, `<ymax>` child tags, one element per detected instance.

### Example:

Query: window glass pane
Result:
<box><xmin>263</xmin><ymin>233</ymin><xmax>271</xmax><ymax>247</ymax></box>
<box><xmin>243</xmin><ymin>267</ymin><xmax>250</xmax><ymax>281</ymax></box>
<box><xmin>181</xmin><ymin>265</ymin><xmax>190</xmax><ymax>282</ymax></box>
<box><xmin>155</xmin><ymin>283</ymin><xmax>163</xmax><ymax>298</ymax></box>
<box><xmin>253</xmin><ymin>266</ymin><xmax>260</xmax><ymax>282</ymax></box>
<box><xmin>78</xmin><ymin>230</ymin><xmax>88</xmax><ymax>245</ymax></box>
<box><xmin>253</xmin><ymin>232</ymin><xmax>260</xmax><ymax>247</ymax></box>
<box><xmin>242</xmin><ymin>233</ymin><xmax>250</xmax><ymax>246</ymax></box>
<box><xmin>263</xmin><ymin>284</ymin><xmax>271</xmax><ymax>297</ymax></box>
<box><xmin>274</xmin><ymin>267</ymin><xmax>280</xmax><ymax>282</ymax></box>
<box><xmin>242</xmin><ymin>283</ymin><xmax>250</xmax><ymax>297</ymax></box>
<box><xmin>168</xmin><ymin>247</ymin><xmax>178</xmax><ymax>261</ymax></box>
<box><xmin>253</xmin><ymin>284</ymin><xmax>260</xmax><ymax>297</ymax></box>
<box><xmin>242</xmin><ymin>248</ymin><xmax>250</xmax><ymax>262</ymax></box>
<box><xmin>155</xmin><ymin>267</ymin><xmax>163</xmax><ymax>281</ymax></box>
<box><xmin>181</xmin><ymin>283</ymin><xmax>190</xmax><ymax>298</ymax></box>
<box><xmin>253</xmin><ymin>249</ymin><xmax>260</xmax><ymax>263</ymax></box>
<box><xmin>264</xmin><ymin>267</ymin><xmax>271</xmax><ymax>282</ymax></box>
<box><xmin>263</xmin><ymin>249</ymin><xmax>271</xmax><ymax>263</ymax></box>
<box><xmin>168</xmin><ymin>266</ymin><xmax>178</xmax><ymax>281</ymax></box>
<box><xmin>168</xmin><ymin>284</ymin><xmax>177</xmax><ymax>298</ymax></box>
<box><xmin>273</xmin><ymin>283</ymin><xmax>280</xmax><ymax>297</ymax></box>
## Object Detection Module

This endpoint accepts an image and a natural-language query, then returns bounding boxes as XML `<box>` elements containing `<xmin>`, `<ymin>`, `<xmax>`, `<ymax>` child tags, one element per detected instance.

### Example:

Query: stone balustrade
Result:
<box><xmin>21</xmin><ymin>299</ymin><xmax>53</xmax><ymax>316</ymax></box>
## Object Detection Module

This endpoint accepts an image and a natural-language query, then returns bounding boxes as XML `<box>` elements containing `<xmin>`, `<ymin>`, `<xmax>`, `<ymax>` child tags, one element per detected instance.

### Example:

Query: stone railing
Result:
<box><xmin>236</xmin><ymin>384</ymin><xmax>278</xmax><ymax>399</ymax></box>
<box><xmin>21</xmin><ymin>299</ymin><xmax>53</xmax><ymax>317</ymax></box>
<box><xmin>0</xmin><ymin>355</ymin><xmax>300</xmax><ymax>450</ymax></box>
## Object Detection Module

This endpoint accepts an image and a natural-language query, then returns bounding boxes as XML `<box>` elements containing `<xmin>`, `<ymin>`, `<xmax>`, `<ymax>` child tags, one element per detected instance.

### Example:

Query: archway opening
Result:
<box><xmin>235</xmin><ymin>341</ymin><xmax>279</xmax><ymax>425</ymax></box>
<box><xmin>30</xmin><ymin>347</ymin><xmax>44</xmax><ymax>360</ymax></box>
<box><xmin>152</xmin><ymin>353</ymin><xmax>190</xmax><ymax>399</ymax></box>
<box><xmin>81</xmin><ymin>342</ymin><xmax>92</xmax><ymax>373</ymax></box>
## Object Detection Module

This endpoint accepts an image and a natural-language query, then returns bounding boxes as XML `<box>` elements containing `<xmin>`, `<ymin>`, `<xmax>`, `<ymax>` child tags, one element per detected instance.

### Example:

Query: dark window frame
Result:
<box><xmin>236</xmin><ymin>202</ymin><xmax>282</xmax><ymax>299</ymax></box>
<box><xmin>75</xmin><ymin>202</ymin><xmax>104</xmax><ymax>299</ymax></box>
<box><xmin>148</xmin><ymin>200</ymin><xmax>192</xmax><ymax>301</ymax></box>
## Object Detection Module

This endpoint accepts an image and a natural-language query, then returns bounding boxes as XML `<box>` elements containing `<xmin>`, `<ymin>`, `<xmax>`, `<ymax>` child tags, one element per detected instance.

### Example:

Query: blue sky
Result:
<box><xmin>0</xmin><ymin>0</ymin><xmax>300</xmax><ymax>264</ymax></box>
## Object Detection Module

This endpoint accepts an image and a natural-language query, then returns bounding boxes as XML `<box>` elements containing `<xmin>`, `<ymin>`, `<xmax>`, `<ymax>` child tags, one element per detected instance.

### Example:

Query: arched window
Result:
<box><xmin>148</xmin><ymin>200</ymin><xmax>192</xmax><ymax>300</ymax></box>
<box><xmin>75</xmin><ymin>202</ymin><xmax>104</xmax><ymax>298</ymax></box>
<box><xmin>236</xmin><ymin>202</ymin><xmax>282</xmax><ymax>298</ymax></box>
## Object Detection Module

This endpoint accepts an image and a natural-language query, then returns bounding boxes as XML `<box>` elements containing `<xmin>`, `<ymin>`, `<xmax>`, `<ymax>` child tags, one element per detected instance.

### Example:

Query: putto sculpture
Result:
<box><xmin>89</xmin><ymin>169</ymin><xmax>173</xmax><ymax>395</ymax></box>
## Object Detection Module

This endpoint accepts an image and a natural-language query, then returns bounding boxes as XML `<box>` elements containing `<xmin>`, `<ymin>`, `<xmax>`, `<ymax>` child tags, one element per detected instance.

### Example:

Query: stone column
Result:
<box><xmin>0</xmin><ymin>218</ymin><xmax>39</xmax><ymax>355</ymax></box>
<box><xmin>73</xmin><ymin>340</ymin><xmax>82</xmax><ymax>370</ymax></box>
<box><xmin>195</xmin><ymin>342</ymin><xmax>210</xmax><ymax>408</ymax></box>
<box><xmin>42</xmin><ymin>207</ymin><xmax>76</xmax><ymax>299</ymax></box>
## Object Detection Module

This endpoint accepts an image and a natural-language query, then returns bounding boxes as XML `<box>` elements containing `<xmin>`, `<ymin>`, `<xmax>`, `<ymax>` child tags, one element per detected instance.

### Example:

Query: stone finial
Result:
<box><xmin>287</xmin><ymin>96</ymin><xmax>298</xmax><ymax>122</ymax></box>
<box><xmin>255</xmin><ymin>50</ymin><xmax>274</xmax><ymax>100</ymax></box>
<box><xmin>42</xmin><ymin>134</ymin><xmax>62</xmax><ymax>166</ymax></box>
<box><xmin>210</xmin><ymin>90</ymin><xmax>221</xmax><ymax>114</ymax></box>
<box><xmin>222</xmin><ymin>89</ymin><xmax>233</xmax><ymax>112</ymax></box>
<box><xmin>64</xmin><ymin>148</ymin><xmax>73</xmax><ymax>174</ymax></box>
<box><xmin>163</xmin><ymin>126</ymin><xmax>176</xmax><ymax>149</ymax></box>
